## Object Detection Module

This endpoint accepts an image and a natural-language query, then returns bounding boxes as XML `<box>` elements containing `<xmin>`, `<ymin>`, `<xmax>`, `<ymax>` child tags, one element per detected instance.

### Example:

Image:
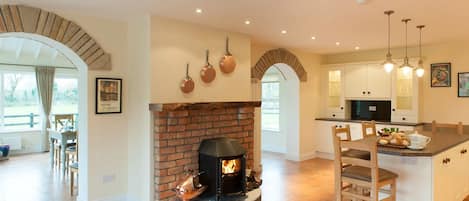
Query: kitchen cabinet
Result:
<box><xmin>391</xmin><ymin>65</ymin><xmax>419</xmax><ymax>123</ymax></box>
<box><xmin>433</xmin><ymin>141</ymin><xmax>469</xmax><ymax>201</ymax></box>
<box><xmin>344</xmin><ymin>64</ymin><xmax>391</xmax><ymax>99</ymax></box>
<box><xmin>321</xmin><ymin>66</ymin><xmax>345</xmax><ymax>119</ymax></box>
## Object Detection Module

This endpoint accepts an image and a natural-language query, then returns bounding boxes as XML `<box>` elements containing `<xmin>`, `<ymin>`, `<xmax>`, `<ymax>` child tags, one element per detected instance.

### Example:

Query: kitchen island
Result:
<box><xmin>356</xmin><ymin>131</ymin><xmax>469</xmax><ymax>201</ymax></box>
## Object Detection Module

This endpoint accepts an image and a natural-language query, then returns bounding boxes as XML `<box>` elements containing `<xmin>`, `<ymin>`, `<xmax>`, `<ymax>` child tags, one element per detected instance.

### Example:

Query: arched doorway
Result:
<box><xmin>252</xmin><ymin>48</ymin><xmax>307</xmax><ymax>163</ymax></box>
<box><xmin>260</xmin><ymin>63</ymin><xmax>300</xmax><ymax>160</ymax></box>
<box><xmin>0</xmin><ymin>5</ymin><xmax>113</xmax><ymax>200</ymax></box>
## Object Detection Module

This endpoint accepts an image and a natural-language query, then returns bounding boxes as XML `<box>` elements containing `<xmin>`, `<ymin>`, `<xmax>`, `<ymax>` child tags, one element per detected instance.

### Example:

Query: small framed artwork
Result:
<box><xmin>458</xmin><ymin>72</ymin><xmax>469</xmax><ymax>97</ymax></box>
<box><xmin>96</xmin><ymin>77</ymin><xmax>122</xmax><ymax>114</ymax></box>
<box><xmin>431</xmin><ymin>63</ymin><xmax>451</xmax><ymax>87</ymax></box>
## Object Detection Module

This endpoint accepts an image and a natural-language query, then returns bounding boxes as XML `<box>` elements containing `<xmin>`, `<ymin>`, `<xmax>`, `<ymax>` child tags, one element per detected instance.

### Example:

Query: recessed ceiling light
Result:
<box><xmin>311</xmin><ymin>36</ymin><xmax>316</xmax><ymax>40</ymax></box>
<box><xmin>195</xmin><ymin>8</ymin><xmax>203</xmax><ymax>14</ymax></box>
<box><xmin>281</xmin><ymin>30</ymin><xmax>287</xmax><ymax>34</ymax></box>
<box><xmin>244</xmin><ymin>20</ymin><xmax>251</xmax><ymax>25</ymax></box>
<box><xmin>355</xmin><ymin>46</ymin><xmax>360</xmax><ymax>50</ymax></box>
<box><xmin>335</xmin><ymin>42</ymin><xmax>340</xmax><ymax>46</ymax></box>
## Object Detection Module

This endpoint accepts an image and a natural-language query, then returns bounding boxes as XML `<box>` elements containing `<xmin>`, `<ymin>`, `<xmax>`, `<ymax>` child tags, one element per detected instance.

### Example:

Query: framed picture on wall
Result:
<box><xmin>458</xmin><ymin>72</ymin><xmax>469</xmax><ymax>97</ymax></box>
<box><xmin>96</xmin><ymin>77</ymin><xmax>122</xmax><ymax>114</ymax></box>
<box><xmin>431</xmin><ymin>63</ymin><xmax>451</xmax><ymax>87</ymax></box>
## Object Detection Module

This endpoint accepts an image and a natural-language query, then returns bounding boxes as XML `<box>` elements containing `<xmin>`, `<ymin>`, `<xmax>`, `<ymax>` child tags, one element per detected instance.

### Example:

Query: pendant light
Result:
<box><xmin>400</xmin><ymin>18</ymin><xmax>413</xmax><ymax>75</ymax></box>
<box><xmin>383</xmin><ymin>10</ymin><xmax>395</xmax><ymax>73</ymax></box>
<box><xmin>415</xmin><ymin>25</ymin><xmax>425</xmax><ymax>77</ymax></box>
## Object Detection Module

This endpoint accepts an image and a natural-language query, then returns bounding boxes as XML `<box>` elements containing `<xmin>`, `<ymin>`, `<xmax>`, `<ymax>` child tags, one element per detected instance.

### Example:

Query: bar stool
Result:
<box><xmin>332</xmin><ymin>125</ymin><xmax>370</xmax><ymax>162</ymax></box>
<box><xmin>432</xmin><ymin>120</ymin><xmax>463</xmax><ymax>135</ymax></box>
<box><xmin>332</xmin><ymin>134</ymin><xmax>398</xmax><ymax>201</ymax></box>
<box><xmin>361</xmin><ymin>121</ymin><xmax>377</xmax><ymax>138</ymax></box>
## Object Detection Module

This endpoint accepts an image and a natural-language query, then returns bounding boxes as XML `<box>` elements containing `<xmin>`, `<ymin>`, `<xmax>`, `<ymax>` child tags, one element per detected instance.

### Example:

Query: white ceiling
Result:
<box><xmin>7</xmin><ymin>0</ymin><xmax>469</xmax><ymax>54</ymax></box>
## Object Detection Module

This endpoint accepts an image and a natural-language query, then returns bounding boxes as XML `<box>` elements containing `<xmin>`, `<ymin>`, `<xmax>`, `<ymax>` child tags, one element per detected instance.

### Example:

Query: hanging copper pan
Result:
<box><xmin>200</xmin><ymin>49</ymin><xmax>216</xmax><ymax>83</ymax></box>
<box><xmin>180</xmin><ymin>63</ymin><xmax>195</xmax><ymax>93</ymax></box>
<box><xmin>219</xmin><ymin>37</ymin><xmax>236</xmax><ymax>74</ymax></box>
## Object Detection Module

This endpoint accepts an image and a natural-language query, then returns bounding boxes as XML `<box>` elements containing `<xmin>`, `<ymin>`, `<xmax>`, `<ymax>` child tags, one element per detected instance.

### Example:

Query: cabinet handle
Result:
<box><xmin>392</xmin><ymin>108</ymin><xmax>396</xmax><ymax>112</ymax></box>
<box><xmin>402</xmin><ymin>117</ymin><xmax>406</xmax><ymax>121</ymax></box>
<box><xmin>443</xmin><ymin>158</ymin><xmax>451</xmax><ymax>164</ymax></box>
<box><xmin>340</xmin><ymin>107</ymin><xmax>344</xmax><ymax>110</ymax></box>
<box><xmin>332</xmin><ymin>114</ymin><xmax>336</xmax><ymax>117</ymax></box>
<box><xmin>461</xmin><ymin>149</ymin><xmax>468</xmax><ymax>154</ymax></box>
<box><xmin>362</xmin><ymin>91</ymin><xmax>366</xmax><ymax>95</ymax></box>
<box><xmin>367</xmin><ymin>91</ymin><xmax>371</xmax><ymax>95</ymax></box>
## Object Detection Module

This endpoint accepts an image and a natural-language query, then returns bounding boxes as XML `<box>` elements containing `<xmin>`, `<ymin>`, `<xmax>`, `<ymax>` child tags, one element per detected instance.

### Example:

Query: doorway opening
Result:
<box><xmin>0</xmin><ymin>32</ymin><xmax>88</xmax><ymax>201</ymax></box>
<box><xmin>260</xmin><ymin>63</ymin><xmax>300</xmax><ymax>159</ymax></box>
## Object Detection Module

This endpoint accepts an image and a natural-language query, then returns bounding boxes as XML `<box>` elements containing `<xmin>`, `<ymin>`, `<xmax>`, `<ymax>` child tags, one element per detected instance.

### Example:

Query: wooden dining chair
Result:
<box><xmin>53</xmin><ymin>114</ymin><xmax>76</xmax><ymax>168</ymax></box>
<box><xmin>361</xmin><ymin>121</ymin><xmax>377</xmax><ymax>138</ymax></box>
<box><xmin>332</xmin><ymin>125</ymin><xmax>370</xmax><ymax>163</ymax></box>
<box><xmin>332</xmin><ymin>135</ymin><xmax>398</xmax><ymax>201</ymax></box>
<box><xmin>432</xmin><ymin>120</ymin><xmax>464</xmax><ymax>135</ymax></box>
<box><xmin>70</xmin><ymin>162</ymin><xmax>79</xmax><ymax>196</ymax></box>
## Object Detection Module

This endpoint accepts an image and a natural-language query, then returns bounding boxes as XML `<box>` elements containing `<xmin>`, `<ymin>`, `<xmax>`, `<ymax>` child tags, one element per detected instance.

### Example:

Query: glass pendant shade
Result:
<box><xmin>383</xmin><ymin>10</ymin><xmax>395</xmax><ymax>73</ymax></box>
<box><xmin>416</xmin><ymin>59</ymin><xmax>424</xmax><ymax>77</ymax></box>
<box><xmin>400</xmin><ymin>57</ymin><xmax>413</xmax><ymax>75</ymax></box>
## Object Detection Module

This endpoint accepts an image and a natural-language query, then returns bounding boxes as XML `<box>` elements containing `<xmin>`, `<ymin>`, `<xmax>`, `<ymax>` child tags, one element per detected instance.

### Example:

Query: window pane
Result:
<box><xmin>52</xmin><ymin>78</ymin><xmax>78</xmax><ymax>115</ymax></box>
<box><xmin>261</xmin><ymin>82</ymin><xmax>280</xmax><ymax>131</ymax></box>
<box><xmin>3</xmin><ymin>73</ymin><xmax>40</xmax><ymax>130</ymax></box>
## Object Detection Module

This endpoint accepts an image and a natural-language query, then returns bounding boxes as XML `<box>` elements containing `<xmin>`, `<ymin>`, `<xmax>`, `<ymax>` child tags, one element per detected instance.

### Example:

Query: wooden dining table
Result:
<box><xmin>48</xmin><ymin>129</ymin><xmax>77</xmax><ymax>175</ymax></box>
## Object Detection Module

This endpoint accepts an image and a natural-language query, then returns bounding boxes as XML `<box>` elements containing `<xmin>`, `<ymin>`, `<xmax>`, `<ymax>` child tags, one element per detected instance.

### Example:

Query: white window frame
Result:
<box><xmin>261</xmin><ymin>81</ymin><xmax>280</xmax><ymax>132</ymax></box>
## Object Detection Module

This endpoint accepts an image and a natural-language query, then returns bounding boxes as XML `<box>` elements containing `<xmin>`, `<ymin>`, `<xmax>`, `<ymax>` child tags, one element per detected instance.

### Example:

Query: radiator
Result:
<box><xmin>2</xmin><ymin>137</ymin><xmax>22</xmax><ymax>150</ymax></box>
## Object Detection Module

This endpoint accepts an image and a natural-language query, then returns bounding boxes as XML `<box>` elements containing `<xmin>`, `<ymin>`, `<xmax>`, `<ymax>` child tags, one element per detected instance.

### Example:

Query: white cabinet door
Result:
<box><xmin>315</xmin><ymin>121</ymin><xmax>335</xmax><ymax>154</ymax></box>
<box><xmin>433</xmin><ymin>151</ymin><xmax>452</xmax><ymax>201</ymax></box>
<box><xmin>345</xmin><ymin>65</ymin><xmax>368</xmax><ymax>98</ymax></box>
<box><xmin>323</xmin><ymin>66</ymin><xmax>345</xmax><ymax>119</ymax></box>
<box><xmin>366</xmin><ymin>64</ymin><xmax>391</xmax><ymax>99</ymax></box>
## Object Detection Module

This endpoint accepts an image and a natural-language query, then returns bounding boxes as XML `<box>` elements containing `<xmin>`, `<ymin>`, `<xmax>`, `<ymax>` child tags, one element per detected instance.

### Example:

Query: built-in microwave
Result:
<box><xmin>351</xmin><ymin>100</ymin><xmax>391</xmax><ymax>122</ymax></box>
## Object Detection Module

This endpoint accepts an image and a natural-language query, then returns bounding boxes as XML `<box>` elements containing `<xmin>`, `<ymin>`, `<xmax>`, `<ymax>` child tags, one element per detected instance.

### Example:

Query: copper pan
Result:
<box><xmin>200</xmin><ymin>49</ymin><xmax>216</xmax><ymax>83</ymax></box>
<box><xmin>180</xmin><ymin>63</ymin><xmax>195</xmax><ymax>93</ymax></box>
<box><xmin>219</xmin><ymin>37</ymin><xmax>236</xmax><ymax>73</ymax></box>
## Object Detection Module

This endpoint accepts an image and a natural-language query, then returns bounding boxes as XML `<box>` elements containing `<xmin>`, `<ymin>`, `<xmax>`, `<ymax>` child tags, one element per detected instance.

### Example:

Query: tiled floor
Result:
<box><xmin>261</xmin><ymin>152</ymin><xmax>335</xmax><ymax>201</ymax></box>
<box><xmin>0</xmin><ymin>153</ymin><xmax>76</xmax><ymax>201</ymax></box>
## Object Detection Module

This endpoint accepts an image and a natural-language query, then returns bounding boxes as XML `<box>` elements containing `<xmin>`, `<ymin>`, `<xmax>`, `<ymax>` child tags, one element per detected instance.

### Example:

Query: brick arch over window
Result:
<box><xmin>0</xmin><ymin>5</ymin><xmax>111</xmax><ymax>70</ymax></box>
<box><xmin>251</xmin><ymin>48</ymin><xmax>307</xmax><ymax>81</ymax></box>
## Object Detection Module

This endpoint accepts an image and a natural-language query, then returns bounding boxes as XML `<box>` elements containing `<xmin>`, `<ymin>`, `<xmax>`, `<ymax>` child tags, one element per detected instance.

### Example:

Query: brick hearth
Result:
<box><xmin>150</xmin><ymin>101</ymin><xmax>261</xmax><ymax>201</ymax></box>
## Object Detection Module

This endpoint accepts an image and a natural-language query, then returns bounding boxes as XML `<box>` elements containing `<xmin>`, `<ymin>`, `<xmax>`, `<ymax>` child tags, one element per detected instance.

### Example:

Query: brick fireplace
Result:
<box><xmin>150</xmin><ymin>101</ymin><xmax>261</xmax><ymax>201</ymax></box>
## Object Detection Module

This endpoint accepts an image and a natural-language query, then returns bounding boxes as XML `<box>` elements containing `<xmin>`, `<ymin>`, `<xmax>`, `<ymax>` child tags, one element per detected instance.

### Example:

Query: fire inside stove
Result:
<box><xmin>221</xmin><ymin>159</ymin><xmax>241</xmax><ymax>174</ymax></box>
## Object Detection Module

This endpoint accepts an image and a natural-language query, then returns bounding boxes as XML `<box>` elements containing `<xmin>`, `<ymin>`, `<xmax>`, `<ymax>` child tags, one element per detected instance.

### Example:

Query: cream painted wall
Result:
<box><xmin>251</xmin><ymin>43</ymin><xmax>322</xmax><ymax>163</ymax></box>
<box><xmin>53</xmin><ymin>10</ymin><xmax>130</xmax><ymax>201</ymax></box>
<box><xmin>150</xmin><ymin>16</ymin><xmax>251</xmax><ymax>103</ymax></box>
<box><xmin>323</xmin><ymin>41</ymin><xmax>469</xmax><ymax>124</ymax></box>
<box><xmin>126</xmin><ymin>15</ymin><xmax>152</xmax><ymax>201</ymax></box>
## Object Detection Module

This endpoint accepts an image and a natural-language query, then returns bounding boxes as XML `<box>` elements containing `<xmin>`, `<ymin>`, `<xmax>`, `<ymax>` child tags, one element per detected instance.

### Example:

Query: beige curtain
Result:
<box><xmin>35</xmin><ymin>67</ymin><xmax>55</xmax><ymax>152</ymax></box>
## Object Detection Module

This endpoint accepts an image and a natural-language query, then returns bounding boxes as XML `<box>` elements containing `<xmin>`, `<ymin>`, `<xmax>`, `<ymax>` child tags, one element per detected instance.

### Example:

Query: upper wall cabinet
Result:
<box><xmin>321</xmin><ymin>66</ymin><xmax>345</xmax><ymax>119</ymax></box>
<box><xmin>391</xmin><ymin>63</ymin><xmax>419</xmax><ymax>123</ymax></box>
<box><xmin>344</xmin><ymin>64</ymin><xmax>392</xmax><ymax>99</ymax></box>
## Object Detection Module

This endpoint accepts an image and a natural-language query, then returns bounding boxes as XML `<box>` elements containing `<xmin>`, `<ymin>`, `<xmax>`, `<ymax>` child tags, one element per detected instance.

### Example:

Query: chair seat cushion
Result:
<box><xmin>342</xmin><ymin>149</ymin><xmax>371</xmax><ymax>160</ymax></box>
<box><xmin>342</xmin><ymin>166</ymin><xmax>398</xmax><ymax>182</ymax></box>
<box><xmin>66</xmin><ymin>146</ymin><xmax>77</xmax><ymax>151</ymax></box>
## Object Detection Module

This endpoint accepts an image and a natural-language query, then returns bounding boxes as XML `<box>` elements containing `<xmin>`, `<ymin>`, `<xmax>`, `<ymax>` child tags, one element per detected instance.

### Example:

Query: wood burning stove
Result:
<box><xmin>198</xmin><ymin>138</ymin><xmax>246</xmax><ymax>200</ymax></box>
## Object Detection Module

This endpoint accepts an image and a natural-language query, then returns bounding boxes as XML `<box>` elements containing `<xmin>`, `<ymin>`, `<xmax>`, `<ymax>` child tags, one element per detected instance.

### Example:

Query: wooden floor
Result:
<box><xmin>0</xmin><ymin>153</ymin><xmax>76</xmax><ymax>201</ymax></box>
<box><xmin>261</xmin><ymin>152</ymin><xmax>335</xmax><ymax>201</ymax></box>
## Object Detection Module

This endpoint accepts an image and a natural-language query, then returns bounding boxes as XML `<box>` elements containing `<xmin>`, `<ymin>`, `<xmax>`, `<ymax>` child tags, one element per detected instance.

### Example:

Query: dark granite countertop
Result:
<box><xmin>315</xmin><ymin>118</ymin><xmax>424</xmax><ymax>127</ymax></box>
<box><xmin>356</xmin><ymin>131</ymin><xmax>469</xmax><ymax>157</ymax></box>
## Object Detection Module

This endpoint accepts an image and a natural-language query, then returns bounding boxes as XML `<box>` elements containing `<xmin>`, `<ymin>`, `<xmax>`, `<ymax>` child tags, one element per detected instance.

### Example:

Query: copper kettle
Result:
<box><xmin>173</xmin><ymin>171</ymin><xmax>207</xmax><ymax>201</ymax></box>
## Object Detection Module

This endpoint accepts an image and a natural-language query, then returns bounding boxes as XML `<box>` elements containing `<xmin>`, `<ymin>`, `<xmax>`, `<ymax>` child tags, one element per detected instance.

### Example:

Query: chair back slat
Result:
<box><xmin>342</xmin><ymin>156</ymin><xmax>372</xmax><ymax>168</ymax></box>
<box><xmin>332</xmin><ymin>125</ymin><xmax>352</xmax><ymax>141</ymax></box>
<box><xmin>432</xmin><ymin>120</ymin><xmax>463</xmax><ymax>135</ymax></box>
<box><xmin>361</xmin><ymin>121</ymin><xmax>377</xmax><ymax>138</ymax></box>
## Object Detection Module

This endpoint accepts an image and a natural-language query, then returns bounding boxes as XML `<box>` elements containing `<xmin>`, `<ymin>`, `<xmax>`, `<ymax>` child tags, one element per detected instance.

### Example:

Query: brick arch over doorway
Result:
<box><xmin>0</xmin><ymin>5</ymin><xmax>111</xmax><ymax>70</ymax></box>
<box><xmin>251</xmin><ymin>48</ymin><xmax>307</xmax><ymax>81</ymax></box>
